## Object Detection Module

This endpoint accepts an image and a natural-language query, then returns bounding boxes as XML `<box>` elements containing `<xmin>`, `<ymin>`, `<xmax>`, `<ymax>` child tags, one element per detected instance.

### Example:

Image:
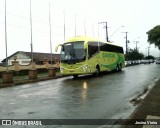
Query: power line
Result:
<box><xmin>0</xmin><ymin>21</ymin><xmax>29</xmax><ymax>30</ymax></box>
<box><xmin>109</xmin><ymin>26</ymin><xmax>124</xmax><ymax>39</ymax></box>
<box><xmin>0</xmin><ymin>10</ymin><xmax>68</xmax><ymax>29</ymax></box>
<box><xmin>0</xmin><ymin>21</ymin><xmax>66</xmax><ymax>37</ymax></box>
<box><xmin>0</xmin><ymin>8</ymin><xmax>100</xmax><ymax>33</ymax></box>
<box><xmin>0</xmin><ymin>10</ymin><xmax>29</xmax><ymax>20</ymax></box>
<box><xmin>0</xmin><ymin>7</ymin><xmax>101</xmax><ymax>38</ymax></box>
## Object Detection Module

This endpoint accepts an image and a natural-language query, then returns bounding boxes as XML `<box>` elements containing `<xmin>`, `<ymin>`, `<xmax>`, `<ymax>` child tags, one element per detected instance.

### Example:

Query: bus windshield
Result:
<box><xmin>60</xmin><ymin>41</ymin><xmax>86</xmax><ymax>64</ymax></box>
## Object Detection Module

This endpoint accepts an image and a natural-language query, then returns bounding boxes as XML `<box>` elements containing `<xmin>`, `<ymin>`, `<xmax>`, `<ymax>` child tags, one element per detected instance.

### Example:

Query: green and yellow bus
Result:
<box><xmin>56</xmin><ymin>36</ymin><xmax>125</xmax><ymax>78</ymax></box>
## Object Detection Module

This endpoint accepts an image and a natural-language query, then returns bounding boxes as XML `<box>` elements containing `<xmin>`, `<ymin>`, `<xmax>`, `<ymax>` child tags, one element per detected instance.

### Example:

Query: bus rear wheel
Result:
<box><xmin>116</xmin><ymin>64</ymin><xmax>122</xmax><ymax>72</ymax></box>
<box><xmin>118</xmin><ymin>64</ymin><xmax>122</xmax><ymax>71</ymax></box>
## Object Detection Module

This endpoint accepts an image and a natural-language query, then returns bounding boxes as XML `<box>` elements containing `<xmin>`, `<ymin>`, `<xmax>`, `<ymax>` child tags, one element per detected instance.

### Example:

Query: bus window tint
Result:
<box><xmin>60</xmin><ymin>41</ymin><xmax>86</xmax><ymax>63</ymax></box>
<box><xmin>100</xmin><ymin>42</ymin><xmax>123</xmax><ymax>53</ymax></box>
<box><xmin>88</xmin><ymin>42</ymin><xmax>99</xmax><ymax>59</ymax></box>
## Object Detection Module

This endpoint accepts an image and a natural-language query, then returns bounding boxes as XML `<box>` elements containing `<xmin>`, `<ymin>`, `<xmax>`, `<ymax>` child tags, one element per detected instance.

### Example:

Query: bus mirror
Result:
<box><xmin>55</xmin><ymin>44</ymin><xmax>63</xmax><ymax>52</ymax></box>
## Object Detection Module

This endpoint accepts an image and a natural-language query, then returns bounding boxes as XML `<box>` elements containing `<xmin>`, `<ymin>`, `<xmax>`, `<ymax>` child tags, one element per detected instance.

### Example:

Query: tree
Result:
<box><xmin>126</xmin><ymin>49</ymin><xmax>144</xmax><ymax>60</ymax></box>
<box><xmin>145</xmin><ymin>55</ymin><xmax>155</xmax><ymax>60</ymax></box>
<box><xmin>146</xmin><ymin>25</ymin><xmax>160</xmax><ymax>49</ymax></box>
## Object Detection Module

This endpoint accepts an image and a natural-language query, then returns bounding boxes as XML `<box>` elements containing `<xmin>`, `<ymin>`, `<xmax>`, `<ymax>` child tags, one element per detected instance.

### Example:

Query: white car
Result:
<box><xmin>125</xmin><ymin>61</ymin><xmax>132</xmax><ymax>66</ymax></box>
<box><xmin>155</xmin><ymin>59</ymin><xmax>160</xmax><ymax>64</ymax></box>
<box><xmin>143</xmin><ymin>59</ymin><xmax>150</xmax><ymax>64</ymax></box>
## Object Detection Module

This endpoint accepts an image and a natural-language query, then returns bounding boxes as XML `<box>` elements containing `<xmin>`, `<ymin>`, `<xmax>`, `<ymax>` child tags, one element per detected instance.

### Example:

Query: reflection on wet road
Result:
<box><xmin>0</xmin><ymin>64</ymin><xmax>160</xmax><ymax>127</ymax></box>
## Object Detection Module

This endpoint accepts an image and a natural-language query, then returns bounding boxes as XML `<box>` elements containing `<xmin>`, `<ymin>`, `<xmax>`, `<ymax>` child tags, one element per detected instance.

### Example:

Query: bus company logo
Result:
<box><xmin>2</xmin><ymin>120</ymin><xmax>11</xmax><ymax>125</ymax></box>
<box><xmin>102</xmin><ymin>53</ymin><xmax>115</xmax><ymax>58</ymax></box>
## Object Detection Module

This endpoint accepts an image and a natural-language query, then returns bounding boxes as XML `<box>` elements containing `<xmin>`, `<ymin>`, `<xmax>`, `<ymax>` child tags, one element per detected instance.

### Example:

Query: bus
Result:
<box><xmin>56</xmin><ymin>36</ymin><xmax>125</xmax><ymax>78</ymax></box>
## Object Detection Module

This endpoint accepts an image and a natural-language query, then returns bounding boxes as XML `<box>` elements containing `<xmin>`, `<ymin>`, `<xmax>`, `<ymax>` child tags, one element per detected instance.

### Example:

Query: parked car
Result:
<box><xmin>155</xmin><ymin>58</ymin><xmax>160</xmax><ymax>64</ymax></box>
<box><xmin>125</xmin><ymin>61</ymin><xmax>132</xmax><ymax>66</ymax></box>
<box><xmin>143</xmin><ymin>59</ymin><xmax>150</xmax><ymax>64</ymax></box>
<box><xmin>149</xmin><ymin>59</ymin><xmax>154</xmax><ymax>63</ymax></box>
<box><xmin>134</xmin><ymin>60</ymin><xmax>141</xmax><ymax>65</ymax></box>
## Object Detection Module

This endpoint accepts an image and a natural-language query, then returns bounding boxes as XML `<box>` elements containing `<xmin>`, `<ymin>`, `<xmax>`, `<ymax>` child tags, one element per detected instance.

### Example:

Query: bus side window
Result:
<box><xmin>88</xmin><ymin>42</ymin><xmax>98</xmax><ymax>59</ymax></box>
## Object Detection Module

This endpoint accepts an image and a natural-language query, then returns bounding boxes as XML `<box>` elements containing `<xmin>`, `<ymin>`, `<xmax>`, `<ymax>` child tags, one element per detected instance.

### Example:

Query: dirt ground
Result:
<box><xmin>124</xmin><ymin>78</ymin><xmax>160</xmax><ymax>128</ymax></box>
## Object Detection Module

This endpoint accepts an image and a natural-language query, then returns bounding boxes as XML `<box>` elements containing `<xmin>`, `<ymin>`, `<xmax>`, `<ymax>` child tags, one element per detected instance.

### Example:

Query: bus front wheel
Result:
<box><xmin>73</xmin><ymin>75</ymin><xmax>78</xmax><ymax>79</ymax></box>
<box><xmin>94</xmin><ymin>66</ymin><xmax>100</xmax><ymax>76</ymax></box>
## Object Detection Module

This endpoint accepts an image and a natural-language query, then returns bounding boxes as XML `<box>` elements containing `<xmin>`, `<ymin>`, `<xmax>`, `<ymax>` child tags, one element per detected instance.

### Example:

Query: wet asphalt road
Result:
<box><xmin>0</xmin><ymin>64</ymin><xmax>160</xmax><ymax>128</ymax></box>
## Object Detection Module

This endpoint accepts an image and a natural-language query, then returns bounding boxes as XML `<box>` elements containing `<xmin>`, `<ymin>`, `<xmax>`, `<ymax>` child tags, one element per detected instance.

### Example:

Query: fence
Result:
<box><xmin>0</xmin><ymin>60</ymin><xmax>60</xmax><ymax>84</ymax></box>
<box><xmin>0</xmin><ymin>60</ymin><xmax>60</xmax><ymax>73</ymax></box>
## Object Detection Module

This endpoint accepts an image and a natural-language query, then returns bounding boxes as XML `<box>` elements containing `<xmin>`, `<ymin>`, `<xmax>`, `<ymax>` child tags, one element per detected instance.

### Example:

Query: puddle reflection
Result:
<box><xmin>81</xmin><ymin>81</ymin><xmax>88</xmax><ymax>102</ymax></box>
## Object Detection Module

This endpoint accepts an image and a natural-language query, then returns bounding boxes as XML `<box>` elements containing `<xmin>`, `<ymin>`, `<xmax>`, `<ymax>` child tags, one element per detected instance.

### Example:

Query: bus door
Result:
<box><xmin>87</xmin><ymin>42</ymin><xmax>100</xmax><ymax>72</ymax></box>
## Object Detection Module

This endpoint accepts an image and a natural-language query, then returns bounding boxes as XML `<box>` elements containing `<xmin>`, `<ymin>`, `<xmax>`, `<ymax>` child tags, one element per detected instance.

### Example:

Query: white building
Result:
<box><xmin>1</xmin><ymin>51</ymin><xmax>60</xmax><ymax>66</ymax></box>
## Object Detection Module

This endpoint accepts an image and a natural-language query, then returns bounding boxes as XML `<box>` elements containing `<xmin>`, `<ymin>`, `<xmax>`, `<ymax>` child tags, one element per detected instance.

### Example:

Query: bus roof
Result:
<box><xmin>64</xmin><ymin>36</ymin><xmax>122</xmax><ymax>47</ymax></box>
<box><xmin>65</xmin><ymin>36</ymin><xmax>103</xmax><ymax>43</ymax></box>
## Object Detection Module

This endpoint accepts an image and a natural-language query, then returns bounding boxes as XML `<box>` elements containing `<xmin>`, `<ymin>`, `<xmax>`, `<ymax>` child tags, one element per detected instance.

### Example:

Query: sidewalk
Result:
<box><xmin>124</xmin><ymin>78</ymin><xmax>160</xmax><ymax>128</ymax></box>
<box><xmin>0</xmin><ymin>73</ymin><xmax>65</xmax><ymax>89</ymax></box>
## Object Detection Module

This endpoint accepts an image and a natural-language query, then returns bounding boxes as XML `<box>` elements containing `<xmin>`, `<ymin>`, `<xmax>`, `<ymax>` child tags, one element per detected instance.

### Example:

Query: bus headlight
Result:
<box><xmin>81</xmin><ymin>65</ymin><xmax>88</xmax><ymax>72</ymax></box>
<box><xmin>60</xmin><ymin>67</ymin><xmax>64</xmax><ymax>72</ymax></box>
<box><xmin>81</xmin><ymin>65</ymin><xmax>88</xmax><ymax>69</ymax></box>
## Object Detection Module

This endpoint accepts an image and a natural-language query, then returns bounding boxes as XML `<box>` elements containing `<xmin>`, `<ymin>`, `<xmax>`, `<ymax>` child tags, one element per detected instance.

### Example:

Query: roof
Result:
<box><xmin>1</xmin><ymin>51</ymin><xmax>60</xmax><ymax>62</ymax></box>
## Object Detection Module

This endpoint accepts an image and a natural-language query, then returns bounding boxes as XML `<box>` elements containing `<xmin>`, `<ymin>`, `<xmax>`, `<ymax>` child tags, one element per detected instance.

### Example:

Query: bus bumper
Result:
<box><xmin>60</xmin><ymin>66</ymin><xmax>94</xmax><ymax>75</ymax></box>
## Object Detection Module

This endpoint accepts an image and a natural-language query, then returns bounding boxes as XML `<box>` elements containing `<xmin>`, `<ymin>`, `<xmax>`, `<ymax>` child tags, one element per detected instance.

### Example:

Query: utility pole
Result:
<box><xmin>133</xmin><ymin>37</ymin><xmax>140</xmax><ymax>52</ymax></box>
<box><xmin>5</xmin><ymin>0</ymin><xmax>8</xmax><ymax>71</ymax></box>
<box><xmin>30</xmin><ymin>0</ymin><xmax>34</xmax><ymax>68</ymax></box>
<box><xmin>63</xmin><ymin>11</ymin><xmax>66</xmax><ymax>41</ymax></box>
<box><xmin>147</xmin><ymin>46</ymin><xmax>151</xmax><ymax>56</ymax></box>
<box><xmin>84</xmin><ymin>19</ymin><xmax>86</xmax><ymax>36</ymax></box>
<box><xmin>92</xmin><ymin>23</ymin><xmax>94</xmax><ymax>37</ymax></box>
<box><xmin>122</xmin><ymin>32</ymin><xmax>129</xmax><ymax>54</ymax></box>
<box><xmin>49</xmin><ymin>3</ymin><xmax>53</xmax><ymax>67</ymax></box>
<box><xmin>99</xmin><ymin>22</ymin><xmax>109</xmax><ymax>42</ymax></box>
<box><xmin>134</xmin><ymin>41</ymin><xmax>139</xmax><ymax>51</ymax></box>
<box><xmin>75</xmin><ymin>14</ymin><xmax>76</xmax><ymax>36</ymax></box>
<box><xmin>98</xmin><ymin>23</ymin><xmax>99</xmax><ymax>38</ymax></box>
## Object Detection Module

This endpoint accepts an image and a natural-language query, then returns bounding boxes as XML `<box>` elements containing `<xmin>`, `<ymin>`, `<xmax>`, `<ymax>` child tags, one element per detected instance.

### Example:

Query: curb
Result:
<box><xmin>0</xmin><ymin>74</ymin><xmax>69</xmax><ymax>89</ymax></box>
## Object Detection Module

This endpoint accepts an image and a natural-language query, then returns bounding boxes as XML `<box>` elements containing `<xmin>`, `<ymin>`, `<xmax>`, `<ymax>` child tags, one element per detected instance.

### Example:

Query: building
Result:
<box><xmin>1</xmin><ymin>51</ymin><xmax>60</xmax><ymax>66</ymax></box>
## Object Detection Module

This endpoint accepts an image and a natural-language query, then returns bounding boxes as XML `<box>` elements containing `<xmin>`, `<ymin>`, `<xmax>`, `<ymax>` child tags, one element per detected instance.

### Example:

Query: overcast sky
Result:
<box><xmin>0</xmin><ymin>0</ymin><xmax>160</xmax><ymax>61</ymax></box>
